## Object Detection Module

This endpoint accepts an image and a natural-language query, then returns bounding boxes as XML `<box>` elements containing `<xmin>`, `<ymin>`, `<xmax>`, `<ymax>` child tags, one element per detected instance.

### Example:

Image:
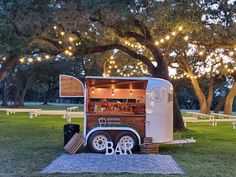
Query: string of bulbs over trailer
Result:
<box><xmin>1</xmin><ymin>25</ymin><xmax>236</xmax><ymax>79</ymax></box>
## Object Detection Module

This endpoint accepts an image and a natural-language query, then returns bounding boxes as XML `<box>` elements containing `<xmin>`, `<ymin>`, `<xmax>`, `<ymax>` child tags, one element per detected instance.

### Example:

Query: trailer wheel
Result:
<box><xmin>88</xmin><ymin>131</ymin><xmax>111</xmax><ymax>153</ymax></box>
<box><xmin>115</xmin><ymin>131</ymin><xmax>139</xmax><ymax>152</ymax></box>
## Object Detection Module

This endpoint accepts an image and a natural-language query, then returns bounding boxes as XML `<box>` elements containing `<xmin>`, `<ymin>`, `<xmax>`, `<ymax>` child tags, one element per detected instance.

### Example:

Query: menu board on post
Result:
<box><xmin>59</xmin><ymin>75</ymin><xmax>84</xmax><ymax>97</ymax></box>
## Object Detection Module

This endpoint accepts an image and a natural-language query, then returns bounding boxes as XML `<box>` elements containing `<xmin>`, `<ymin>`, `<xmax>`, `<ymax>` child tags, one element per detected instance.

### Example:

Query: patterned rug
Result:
<box><xmin>42</xmin><ymin>153</ymin><xmax>184</xmax><ymax>174</ymax></box>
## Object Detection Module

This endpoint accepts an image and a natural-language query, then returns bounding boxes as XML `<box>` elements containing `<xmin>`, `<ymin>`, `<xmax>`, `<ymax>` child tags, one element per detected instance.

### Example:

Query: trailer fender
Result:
<box><xmin>85</xmin><ymin>127</ymin><xmax>141</xmax><ymax>146</ymax></box>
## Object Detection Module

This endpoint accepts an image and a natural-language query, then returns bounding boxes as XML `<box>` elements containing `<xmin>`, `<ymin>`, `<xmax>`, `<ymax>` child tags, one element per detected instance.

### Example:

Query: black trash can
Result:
<box><xmin>63</xmin><ymin>124</ymin><xmax>80</xmax><ymax>145</ymax></box>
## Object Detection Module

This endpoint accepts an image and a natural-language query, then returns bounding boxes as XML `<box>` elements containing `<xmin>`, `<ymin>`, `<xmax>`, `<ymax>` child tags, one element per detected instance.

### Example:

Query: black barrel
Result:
<box><xmin>63</xmin><ymin>124</ymin><xmax>80</xmax><ymax>145</ymax></box>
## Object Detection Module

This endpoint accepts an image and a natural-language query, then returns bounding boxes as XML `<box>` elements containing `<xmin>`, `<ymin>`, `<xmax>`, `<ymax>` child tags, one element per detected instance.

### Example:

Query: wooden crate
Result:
<box><xmin>64</xmin><ymin>133</ymin><xmax>84</xmax><ymax>154</ymax></box>
<box><xmin>140</xmin><ymin>137</ymin><xmax>159</xmax><ymax>154</ymax></box>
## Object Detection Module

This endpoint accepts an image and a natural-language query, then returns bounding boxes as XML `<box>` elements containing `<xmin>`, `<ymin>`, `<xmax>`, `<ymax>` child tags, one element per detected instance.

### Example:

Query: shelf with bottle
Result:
<box><xmin>87</xmin><ymin>101</ymin><xmax>145</xmax><ymax>114</ymax></box>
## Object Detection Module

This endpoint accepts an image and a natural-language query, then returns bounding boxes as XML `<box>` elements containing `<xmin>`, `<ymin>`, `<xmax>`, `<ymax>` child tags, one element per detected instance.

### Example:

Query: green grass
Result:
<box><xmin>0</xmin><ymin>111</ymin><xmax>236</xmax><ymax>177</ymax></box>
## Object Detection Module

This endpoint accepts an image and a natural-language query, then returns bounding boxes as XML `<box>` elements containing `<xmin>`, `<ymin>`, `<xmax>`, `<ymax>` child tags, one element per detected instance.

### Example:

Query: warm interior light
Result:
<box><xmin>130</xmin><ymin>90</ymin><xmax>133</xmax><ymax>95</ymax></box>
<box><xmin>112</xmin><ymin>89</ymin><xmax>114</xmax><ymax>96</ymax></box>
<box><xmin>92</xmin><ymin>89</ymin><xmax>94</xmax><ymax>94</ymax></box>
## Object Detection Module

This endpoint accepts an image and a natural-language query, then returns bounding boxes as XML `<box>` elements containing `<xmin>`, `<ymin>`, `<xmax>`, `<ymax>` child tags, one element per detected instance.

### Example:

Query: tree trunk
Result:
<box><xmin>206</xmin><ymin>77</ymin><xmax>215</xmax><ymax>114</ymax></box>
<box><xmin>1</xmin><ymin>74</ymin><xmax>13</xmax><ymax>106</ymax></box>
<box><xmin>224</xmin><ymin>82</ymin><xmax>236</xmax><ymax>115</ymax></box>
<box><xmin>214</xmin><ymin>97</ymin><xmax>226</xmax><ymax>113</ymax></box>
<box><xmin>173</xmin><ymin>92</ymin><xmax>185</xmax><ymax>131</ymax></box>
<box><xmin>191</xmin><ymin>78</ymin><xmax>214</xmax><ymax>114</ymax></box>
<box><xmin>0</xmin><ymin>54</ymin><xmax>19</xmax><ymax>80</ymax></box>
<box><xmin>43</xmin><ymin>93</ymin><xmax>51</xmax><ymax>105</ymax></box>
<box><xmin>1</xmin><ymin>91</ymin><xmax>9</xmax><ymax>106</ymax></box>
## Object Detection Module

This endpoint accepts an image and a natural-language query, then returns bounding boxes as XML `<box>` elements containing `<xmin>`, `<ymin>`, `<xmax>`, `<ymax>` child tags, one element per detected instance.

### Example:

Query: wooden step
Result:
<box><xmin>140</xmin><ymin>143</ymin><xmax>160</xmax><ymax>154</ymax></box>
<box><xmin>64</xmin><ymin>133</ymin><xmax>84</xmax><ymax>154</ymax></box>
<box><xmin>143</xmin><ymin>137</ymin><xmax>153</xmax><ymax>144</ymax></box>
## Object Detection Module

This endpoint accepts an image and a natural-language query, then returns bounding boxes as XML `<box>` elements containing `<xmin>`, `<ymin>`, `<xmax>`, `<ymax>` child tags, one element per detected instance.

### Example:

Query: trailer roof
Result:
<box><xmin>85</xmin><ymin>76</ymin><xmax>149</xmax><ymax>80</ymax></box>
<box><xmin>85</xmin><ymin>76</ymin><xmax>148</xmax><ymax>89</ymax></box>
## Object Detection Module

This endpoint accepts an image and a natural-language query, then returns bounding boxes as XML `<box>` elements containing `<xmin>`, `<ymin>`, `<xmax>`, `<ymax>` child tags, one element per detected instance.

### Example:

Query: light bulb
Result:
<box><xmin>178</xmin><ymin>26</ymin><xmax>183</xmax><ymax>31</ymax></box>
<box><xmin>45</xmin><ymin>55</ymin><xmax>50</xmax><ymax>59</ymax></box>
<box><xmin>155</xmin><ymin>41</ymin><xmax>159</xmax><ymax>45</ymax></box>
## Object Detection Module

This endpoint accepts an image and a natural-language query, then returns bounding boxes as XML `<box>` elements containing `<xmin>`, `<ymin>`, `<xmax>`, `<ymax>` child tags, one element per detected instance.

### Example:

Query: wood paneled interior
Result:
<box><xmin>88</xmin><ymin>88</ymin><xmax>146</xmax><ymax>100</ymax></box>
<box><xmin>86</xmin><ymin>113</ymin><xmax>145</xmax><ymax>138</ymax></box>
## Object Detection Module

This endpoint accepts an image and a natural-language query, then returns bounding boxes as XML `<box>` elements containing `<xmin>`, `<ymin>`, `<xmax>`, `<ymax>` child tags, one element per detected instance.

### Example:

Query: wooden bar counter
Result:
<box><xmin>86</xmin><ymin>112</ymin><xmax>145</xmax><ymax>137</ymax></box>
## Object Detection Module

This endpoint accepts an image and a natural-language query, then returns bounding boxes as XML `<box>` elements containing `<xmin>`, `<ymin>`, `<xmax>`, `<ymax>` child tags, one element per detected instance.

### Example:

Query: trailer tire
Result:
<box><xmin>115</xmin><ymin>131</ymin><xmax>139</xmax><ymax>152</ymax></box>
<box><xmin>88</xmin><ymin>131</ymin><xmax>112</xmax><ymax>153</ymax></box>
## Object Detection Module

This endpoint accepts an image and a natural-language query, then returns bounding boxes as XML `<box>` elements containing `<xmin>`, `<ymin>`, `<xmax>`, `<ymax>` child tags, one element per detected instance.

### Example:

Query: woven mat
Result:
<box><xmin>42</xmin><ymin>153</ymin><xmax>184</xmax><ymax>175</ymax></box>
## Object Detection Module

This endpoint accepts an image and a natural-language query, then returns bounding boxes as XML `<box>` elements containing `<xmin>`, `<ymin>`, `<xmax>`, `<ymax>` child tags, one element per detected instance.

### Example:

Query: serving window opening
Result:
<box><xmin>86</xmin><ymin>78</ymin><xmax>147</xmax><ymax>115</ymax></box>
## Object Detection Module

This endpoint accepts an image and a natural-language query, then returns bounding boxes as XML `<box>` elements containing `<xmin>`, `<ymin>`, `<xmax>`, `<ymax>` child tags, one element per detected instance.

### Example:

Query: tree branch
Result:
<box><xmin>133</xmin><ymin>19</ymin><xmax>152</xmax><ymax>41</ymax></box>
<box><xmin>74</xmin><ymin>43</ymin><xmax>155</xmax><ymax>71</ymax></box>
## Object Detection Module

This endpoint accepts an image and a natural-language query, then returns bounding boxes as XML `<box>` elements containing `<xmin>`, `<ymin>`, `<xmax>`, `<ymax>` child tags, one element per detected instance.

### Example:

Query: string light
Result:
<box><xmin>45</xmin><ymin>55</ymin><xmax>50</xmax><ymax>60</ymax></box>
<box><xmin>59</xmin><ymin>41</ymin><xmax>62</xmax><ymax>44</ymax></box>
<box><xmin>60</xmin><ymin>31</ymin><xmax>65</xmax><ymax>36</ymax></box>
<box><xmin>165</xmin><ymin>35</ymin><xmax>170</xmax><ymax>40</ymax></box>
<box><xmin>69</xmin><ymin>37</ymin><xmax>74</xmax><ymax>42</ymax></box>
<box><xmin>19</xmin><ymin>58</ymin><xmax>25</xmax><ymax>63</ymax></box>
<box><xmin>184</xmin><ymin>36</ymin><xmax>189</xmax><ymax>41</ymax></box>
<box><xmin>155</xmin><ymin>41</ymin><xmax>159</xmax><ymax>45</ymax></box>
<box><xmin>37</xmin><ymin>57</ymin><xmax>42</xmax><ymax>61</ymax></box>
<box><xmin>199</xmin><ymin>51</ymin><xmax>204</xmax><ymax>56</ymax></box>
<box><xmin>229</xmin><ymin>51</ymin><xmax>234</xmax><ymax>56</ymax></box>
<box><xmin>178</xmin><ymin>26</ymin><xmax>183</xmax><ymax>31</ymax></box>
<box><xmin>28</xmin><ymin>58</ymin><xmax>33</xmax><ymax>63</ymax></box>
<box><xmin>53</xmin><ymin>26</ymin><xmax>57</xmax><ymax>30</ymax></box>
<box><xmin>68</xmin><ymin>52</ymin><xmax>73</xmax><ymax>56</ymax></box>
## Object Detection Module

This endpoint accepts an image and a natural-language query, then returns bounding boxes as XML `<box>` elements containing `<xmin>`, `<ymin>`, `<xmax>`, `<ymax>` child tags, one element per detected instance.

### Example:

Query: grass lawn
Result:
<box><xmin>0</xmin><ymin>103</ymin><xmax>84</xmax><ymax>111</ymax></box>
<box><xmin>0</xmin><ymin>111</ymin><xmax>236</xmax><ymax>177</ymax></box>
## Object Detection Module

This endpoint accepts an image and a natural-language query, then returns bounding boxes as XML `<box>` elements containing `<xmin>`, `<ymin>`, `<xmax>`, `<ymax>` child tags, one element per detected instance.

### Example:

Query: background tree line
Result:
<box><xmin>0</xmin><ymin>0</ymin><xmax>236</xmax><ymax>130</ymax></box>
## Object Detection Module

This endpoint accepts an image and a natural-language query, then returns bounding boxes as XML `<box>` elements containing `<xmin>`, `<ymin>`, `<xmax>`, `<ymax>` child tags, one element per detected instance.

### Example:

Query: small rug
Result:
<box><xmin>41</xmin><ymin>153</ymin><xmax>184</xmax><ymax>175</ymax></box>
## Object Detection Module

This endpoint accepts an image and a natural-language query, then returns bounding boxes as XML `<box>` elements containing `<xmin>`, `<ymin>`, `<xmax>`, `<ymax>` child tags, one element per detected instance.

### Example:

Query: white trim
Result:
<box><xmin>83</xmin><ymin>84</ymin><xmax>87</xmax><ymax>138</ymax></box>
<box><xmin>85</xmin><ymin>127</ymin><xmax>141</xmax><ymax>145</ymax></box>
<box><xmin>85</xmin><ymin>76</ymin><xmax>149</xmax><ymax>80</ymax></box>
<box><xmin>59</xmin><ymin>74</ymin><xmax>85</xmax><ymax>98</ymax></box>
